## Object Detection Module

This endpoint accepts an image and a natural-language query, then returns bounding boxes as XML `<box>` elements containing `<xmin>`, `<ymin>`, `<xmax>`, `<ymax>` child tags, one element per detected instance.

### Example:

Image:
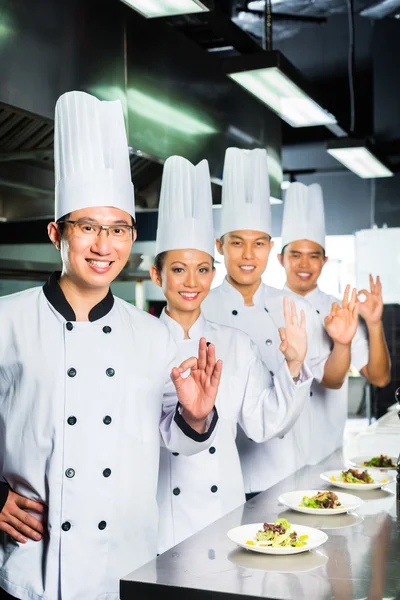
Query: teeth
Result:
<box><xmin>180</xmin><ymin>292</ymin><xmax>198</xmax><ymax>298</ymax></box>
<box><xmin>298</xmin><ymin>273</ymin><xmax>311</xmax><ymax>277</ymax></box>
<box><xmin>240</xmin><ymin>266</ymin><xmax>255</xmax><ymax>271</ymax></box>
<box><xmin>87</xmin><ymin>260</ymin><xmax>111</xmax><ymax>267</ymax></box>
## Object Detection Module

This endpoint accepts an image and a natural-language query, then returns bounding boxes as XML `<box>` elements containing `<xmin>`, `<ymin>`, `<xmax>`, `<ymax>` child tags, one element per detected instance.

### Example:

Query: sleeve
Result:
<box><xmin>158</xmin><ymin>331</ymin><xmax>219</xmax><ymax>455</ymax></box>
<box><xmin>303</xmin><ymin>306</ymin><xmax>330</xmax><ymax>384</ymax></box>
<box><xmin>238</xmin><ymin>341</ymin><xmax>313</xmax><ymax>443</ymax></box>
<box><xmin>350</xmin><ymin>319</ymin><xmax>370</xmax><ymax>373</ymax></box>
<box><xmin>0</xmin><ymin>481</ymin><xmax>9</xmax><ymax>513</ymax></box>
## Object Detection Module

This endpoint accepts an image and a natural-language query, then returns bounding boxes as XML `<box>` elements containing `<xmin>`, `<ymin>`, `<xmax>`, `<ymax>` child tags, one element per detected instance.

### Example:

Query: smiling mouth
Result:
<box><xmin>86</xmin><ymin>259</ymin><xmax>114</xmax><ymax>272</ymax></box>
<box><xmin>296</xmin><ymin>272</ymin><xmax>312</xmax><ymax>279</ymax></box>
<box><xmin>239</xmin><ymin>266</ymin><xmax>256</xmax><ymax>271</ymax></box>
<box><xmin>179</xmin><ymin>292</ymin><xmax>200</xmax><ymax>300</ymax></box>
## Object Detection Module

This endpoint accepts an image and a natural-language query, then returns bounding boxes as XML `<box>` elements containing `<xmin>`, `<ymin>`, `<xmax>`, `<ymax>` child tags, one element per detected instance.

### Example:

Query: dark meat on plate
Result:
<box><xmin>263</xmin><ymin>522</ymin><xmax>286</xmax><ymax>535</ymax></box>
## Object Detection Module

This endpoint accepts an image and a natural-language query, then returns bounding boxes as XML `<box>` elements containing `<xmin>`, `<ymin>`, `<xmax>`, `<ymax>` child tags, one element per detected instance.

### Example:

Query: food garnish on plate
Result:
<box><xmin>362</xmin><ymin>455</ymin><xmax>395</xmax><ymax>468</ymax></box>
<box><xmin>339</xmin><ymin>469</ymin><xmax>374</xmax><ymax>484</ymax></box>
<box><xmin>301</xmin><ymin>490</ymin><xmax>341</xmax><ymax>509</ymax></box>
<box><xmin>246</xmin><ymin>518</ymin><xmax>307</xmax><ymax>548</ymax></box>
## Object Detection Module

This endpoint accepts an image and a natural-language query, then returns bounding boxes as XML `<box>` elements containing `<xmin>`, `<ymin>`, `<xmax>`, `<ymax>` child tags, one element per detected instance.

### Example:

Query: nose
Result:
<box><xmin>184</xmin><ymin>269</ymin><xmax>197</xmax><ymax>288</ymax></box>
<box><xmin>91</xmin><ymin>229</ymin><xmax>113</xmax><ymax>254</ymax></box>
<box><xmin>242</xmin><ymin>242</ymin><xmax>255</xmax><ymax>260</ymax></box>
<box><xmin>299</xmin><ymin>254</ymin><xmax>310</xmax><ymax>268</ymax></box>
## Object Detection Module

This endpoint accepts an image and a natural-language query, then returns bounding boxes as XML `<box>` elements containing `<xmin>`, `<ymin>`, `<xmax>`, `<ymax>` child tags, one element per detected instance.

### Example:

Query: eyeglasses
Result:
<box><xmin>58</xmin><ymin>220</ymin><xmax>135</xmax><ymax>242</ymax></box>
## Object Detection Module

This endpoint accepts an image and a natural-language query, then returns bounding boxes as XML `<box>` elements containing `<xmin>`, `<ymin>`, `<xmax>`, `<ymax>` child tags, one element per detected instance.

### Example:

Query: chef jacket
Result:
<box><xmin>157</xmin><ymin>310</ymin><xmax>313</xmax><ymax>552</ymax></box>
<box><xmin>287</xmin><ymin>285</ymin><xmax>369</xmax><ymax>465</ymax></box>
<box><xmin>0</xmin><ymin>273</ymin><xmax>217</xmax><ymax>600</ymax></box>
<box><xmin>202</xmin><ymin>278</ymin><xmax>329</xmax><ymax>492</ymax></box>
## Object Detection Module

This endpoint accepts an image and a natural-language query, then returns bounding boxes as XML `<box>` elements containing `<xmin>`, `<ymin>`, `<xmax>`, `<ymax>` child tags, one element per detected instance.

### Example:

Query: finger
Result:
<box><xmin>300</xmin><ymin>309</ymin><xmax>306</xmax><ymax>329</ymax></box>
<box><xmin>331</xmin><ymin>302</ymin><xmax>340</xmax><ymax>316</ymax></box>
<box><xmin>0</xmin><ymin>522</ymin><xmax>28</xmax><ymax>544</ymax></box>
<box><xmin>357</xmin><ymin>289</ymin><xmax>370</xmax><ymax>301</ymax></box>
<box><xmin>279</xmin><ymin>340</ymin><xmax>288</xmax><ymax>354</ymax></box>
<box><xmin>376</xmin><ymin>275</ymin><xmax>382</xmax><ymax>295</ymax></box>
<box><xmin>348</xmin><ymin>288</ymin><xmax>357</xmax><ymax>312</ymax></box>
<box><xmin>278</xmin><ymin>327</ymin><xmax>286</xmax><ymax>343</ymax></box>
<box><xmin>342</xmin><ymin>284</ymin><xmax>350</xmax><ymax>309</ymax></box>
<box><xmin>16</xmin><ymin>497</ymin><xmax>46</xmax><ymax>514</ymax></box>
<box><xmin>210</xmin><ymin>359</ymin><xmax>223</xmax><ymax>389</ymax></box>
<box><xmin>352</xmin><ymin>300</ymin><xmax>360</xmax><ymax>321</ymax></box>
<box><xmin>205</xmin><ymin>343</ymin><xmax>217</xmax><ymax>378</ymax></box>
<box><xmin>3</xmin><ymin>513</ymin><xmax>42</xmax><ymax>541</ymax></box>
<box><xmin>283</xmin><ymin>296</ymin><xmax>291</xmax><ymax>326</ymax></box>
<box><xmin>197</xmin><ymin>338</ymin><xmax>207</xmax><ymax>372</ymax></box>
<box><xmin>14</xmin><ymin>507</ymin><xmax>44</xmax><ymax>535</ymax></box>
<box><xmin>369</xmin><ymin>273</ymin><xmax>374</xmax><ymax>293</ymax></box>
<box><xmin>177</xmin><ymin>357</ymin><xmax>198</xmax><ymax>374</ymax></box>
<box><xmin>290</xmin><ymin>300</ymin><xmax>298</xmax><ymax>327</ymax></box>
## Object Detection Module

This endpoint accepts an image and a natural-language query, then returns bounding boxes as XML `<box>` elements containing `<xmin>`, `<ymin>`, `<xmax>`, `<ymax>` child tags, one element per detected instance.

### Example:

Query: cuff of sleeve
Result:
<box><xmin>0</xmin><ymin>482</ymin><xmax>9</xmax><ymax>512</ymax></box>
<box><xmin>174</xmin><ymin>404</ymin><xmax>218</xmax><ymax>442</ymax></box>
<box><xmin>277</xmin><ymin>360</ymin><xmax>313</xmax><ymax>386</ymax></box>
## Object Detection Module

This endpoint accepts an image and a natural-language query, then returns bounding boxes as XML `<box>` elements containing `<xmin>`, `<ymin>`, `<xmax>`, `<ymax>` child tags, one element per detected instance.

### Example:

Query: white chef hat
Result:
<box><xmin>155</xmin><ymin>155</ymin><xmax>215</xmax><ymax>258</ymax></box>
<box><xmin>281</xmin><ymin>182</ymin><xmax>326</xmax><ymax>250</ymax></box>
<box><xmin>219</xmin><ymin>147</ymin><xmax>272</xmax><ymax>238</ymax></box>
<box><xmin>54</xmin><ymin>91</ymin><xmax>135</xmax><ymax>221</ymax></box>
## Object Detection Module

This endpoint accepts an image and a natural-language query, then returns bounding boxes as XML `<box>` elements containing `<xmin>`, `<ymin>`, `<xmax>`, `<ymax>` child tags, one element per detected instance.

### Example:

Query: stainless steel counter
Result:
<box><xmin>120</xmin><ymin>450</ymin><xmax>399</xmax><ymax>599</ymax></box>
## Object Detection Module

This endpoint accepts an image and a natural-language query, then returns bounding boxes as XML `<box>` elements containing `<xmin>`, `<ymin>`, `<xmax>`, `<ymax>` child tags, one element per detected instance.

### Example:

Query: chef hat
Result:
<box><xmin>281</xmin><ymin>182</ymin><xmax>326</xmax><ymax>249</ymax></box>
<box><xmin>54</xmin><ymin>91</ymin><xmax>135</xmax><ymax>221</ymax></box>
<box><xmin>219</xmin><ymin>147</ymin><xmax>272</xmax><ymax>237</ymax></box>
<box><xmin>155</xmin><ymin>155</ymin><xmax>215</xmax><ymax>258</ymax></box>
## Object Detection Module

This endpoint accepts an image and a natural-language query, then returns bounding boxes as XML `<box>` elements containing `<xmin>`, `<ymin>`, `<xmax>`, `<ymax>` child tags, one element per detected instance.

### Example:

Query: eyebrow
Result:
<box><xmin>289</xmin><ymin>250</ymin><xmax>323</xmax><ymax>255</ymax></box>
<box><xmin>75</xmin><ymin>218</ymin><xmax>131</xmax><ymax>226</ymax></box>
<box><xmin>230</xmin><ymin>235</ymin><xmax>270</xmax><ymax>242</ymax></box>
<box><xmin>170</xmin><ymin>261</ymin><xmax>211</xmax><ymax>267</ymax></box>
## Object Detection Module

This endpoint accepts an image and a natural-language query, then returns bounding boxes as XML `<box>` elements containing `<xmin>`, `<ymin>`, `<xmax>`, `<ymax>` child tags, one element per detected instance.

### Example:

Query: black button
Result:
<box><xmin>264</xmin><ymin>307</ymin><xmax>269</xmax><ymax>313</ymax></box>
<box><xmin>316</xmin><ymin>310</ymin><xmax>320</xmax><ymax>314</ymax></box>
<box><xmin>232</xmin><ymin>310</ymin><xmax>238</xmax><ymax>316</ymax></box>
<box><xmin>265</xmin><ymin>339</ymin><xmax>272</xmax><ymax>346</ymax></box>
<box><xmin>67</xmin><ymin>368</ymin><xmax>77</xmax><ymax>378</ymax></box>
<box><xmin>206</xmin><ymin>341</ymin><xmax>211</xmax><ymax>347</ymax></box>
<box><xmin>172</xmin><ymin>452</ymin><xmax>179</xmax><ymax>456</ymax></box>
<box><xmin>106</xmin><ymin>368</ymin><xmax>115</xmax><ymax>377</ymax></box>
<box><xmin>173</xmin><ymin>488</ymin><xmax>181</xmax><ymax>496</ymax></box>
<box><xmin>310</xmin><ymin>391</ymin><xmax>313</xmax><ymax>397</ymax></box>
<box><xmin>65</xmin><ymin>468</ymin><xmax>75</xmax><ymax>479</ymax></box>
<box><xmin>103</xmin><ymin>326</ymin><xmax>112</xmax><ymax>334</ymax></box>
<box><xmin>209</xmin><ymin>447</ymin><xmax>216</xmax><ymax>455</ymax></box>
<box><xmin>270</xmin><ymin>371</ymin><xmax>274</xmax><ymax>377</ymax></box>
<box><xmin>98</xmin><ymin>521</ymin><xmax>107</xmax><ymax>530</ymax></box>
<box><xmin>103</xmin><ymin>468</ymin><xmax>111</xmax><ymax>478</ymax></box>
<box><xmin>66</xmin><ymin>322</ymin><xmax>73</xmax><ymax>331</ymax></box>
<box><xmin>211</xmin><ymin>485</ymin><xmax>218</xmax><ymax>493</ymax></box>
<box><xmin>62</xmin><ymin>521</ymin><xmax>71</xmax><ymax>532</ymax></box>
<box><xmin>103</xmin><ymin>415</ymin><xmax>112</xmax><ymax>425</ymax></box>
<box><xmin>67</xmin><ymin>416</ymin><xmax>77</xmax><ymax>426</ymax></box>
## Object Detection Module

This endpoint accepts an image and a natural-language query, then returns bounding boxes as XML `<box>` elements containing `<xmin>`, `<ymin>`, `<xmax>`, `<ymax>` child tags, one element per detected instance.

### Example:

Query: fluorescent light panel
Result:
<box><xmin>228</xmin><ymin>67</ymin><xmax>336</xmax><ymax>128</ymax></box>
<box><xmin>120</xmin><ymin>0</ymin><xmax>209</xmax><ymax>18</ymax></box>
<box><xmin>327</xmin><ymin>146</ymin><xmax>393</xmax><ymax>179</ymax></box>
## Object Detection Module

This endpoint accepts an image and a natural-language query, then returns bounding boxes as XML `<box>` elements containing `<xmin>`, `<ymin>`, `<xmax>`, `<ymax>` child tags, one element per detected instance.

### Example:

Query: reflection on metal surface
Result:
<box><xmin>276</xmin><ymin>509</ymin><xmax>364</xmax><ymax>530</ymax></box>
<box><xmin>227</xmin><ymin>547</ymin><xmax>328</xmax><ymax>573</ymax></box>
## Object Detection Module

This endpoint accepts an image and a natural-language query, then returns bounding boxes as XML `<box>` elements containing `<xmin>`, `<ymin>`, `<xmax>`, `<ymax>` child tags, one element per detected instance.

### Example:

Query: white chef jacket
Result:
<box><xmin>202</xmin><ymin>278</ymin><xmax>329</xmax><ymax>492</ymax></box>
<box><xmin>0</xmin><ymin>274</ymin><xmax>218</xmax><ymax>600</ymax></box>
<box><xmin>157</xmin><ymin>310</ymin><xmax>313</xmax><ymax>553</ymax></box>
<box><xmin>288</xmin><ymin>285</ymin><xmax>369</xmax><ymax>465</ymax></box>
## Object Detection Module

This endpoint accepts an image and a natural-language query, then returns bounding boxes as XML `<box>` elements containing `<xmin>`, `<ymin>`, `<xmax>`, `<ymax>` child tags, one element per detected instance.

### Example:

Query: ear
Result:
<box><xmin>269</xmin><ymin>240</ymin><xmax>275</xmax><ymax>251</ymax></box>
<box><xmin>211</xmin><ymin>267</ymin><xmax>216</xmax><ymax>283</ymax></box>
<box><xmin>149</xmin><ymin>265</ymin><xmax>162</xmax><ymax>288</ymax></box>
<box><xmin>48</xmin><ymin>222</ymin><xmax>61</xmax><ymax>251</ymax></box>
<box><xmin>277</xmin><ymin>253</ymin><xmax>283</xmax><ymax>266</ymax></box>
<box><xmin>131</xmin><ymin>228</ymin><xmax>138</xmax><ymax>244</ymax></box>
<box><xmin>323</xmin><ymin>255</ymin><xmax>328</xmax><ymax>266</ymax></box>
<box><xmin>215</xmin><ymin>238</ymin><xmax>223</xmax><ymax>255</ymax></box>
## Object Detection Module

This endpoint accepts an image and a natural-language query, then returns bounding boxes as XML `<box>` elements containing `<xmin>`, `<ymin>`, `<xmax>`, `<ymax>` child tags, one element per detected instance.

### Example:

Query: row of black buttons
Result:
<box><xmin>173</xmin><ymin>485</ymin><xmax>218</xmax><ymax>496</ymax></box>
<box><xmin>67</xmin><ymin>415</ymin><xmax>112</xmax><ymax>425</ymax></box>
<box><xmin>66</xmin><ymin>323</ymin><xmax>112</xmax><ymax>334</ymax></box>
<box><xmin>67</xmin><ymin>368</ymin><xmax>115</xmax><ymax>378</ymax></box>
<box><xmin>62</xmin><ymin>521</ymin><xmax>107</xmax><ymax>531</ymax></box>
<box><xmin>172</xmin><ymin>446</ymin><xmax>216</xmax><ymax>457</ymax></box>
<box><xmin>65</xmin><ymin>468</ymin><xmax>112</xmax><ymax>479</ymax></box>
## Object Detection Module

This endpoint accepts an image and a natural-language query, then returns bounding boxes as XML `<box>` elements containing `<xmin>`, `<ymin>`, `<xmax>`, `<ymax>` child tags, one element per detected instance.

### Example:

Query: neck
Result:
<box><xmin>165</xmin><ymin>305</ymin><xmax>201</xmax><ymax>339</ymax></box>
<box><xmin>226</xmin><ymin>275</ymin><xmax>261</xmax><ymax>306</ymax></box>
<box><xmin>59</xmin><ymin>273</ymin><xmax>109</xmax><ymax>321</ymax></box>
<box><xmin>285</xmin><ymin>280</ymin><xmax>317</xmax><ymax>297</ymax></box>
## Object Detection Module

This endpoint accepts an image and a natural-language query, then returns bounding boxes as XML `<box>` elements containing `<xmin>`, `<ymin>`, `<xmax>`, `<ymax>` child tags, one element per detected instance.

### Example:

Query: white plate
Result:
<box><xmin>278</xmin><ymin>490</ymin><xmax>363</xmax><ymax>515</ymax></box>
<box><xmin>320</xmin><ymin>470</ymin><xmax>395</xmax><ymax>491</ymax></box>
<box><xmin>277</xmin><ymin>509</ymin><xmax>363</xmax><ymax>530</ymax></box>
<box><xmin>227</xmin><ymin>548</ymin><xmax>328</xmax><ymax>573</ymax></box>
<box><xmin>227</xmin><ymin>523</ymin><xmax>328</xmax><ymax>555</ymax></box>
<box><xmin>348</xmin><ymin>456</ymin><xmax>397</xmax><ymax>470</ymax></box>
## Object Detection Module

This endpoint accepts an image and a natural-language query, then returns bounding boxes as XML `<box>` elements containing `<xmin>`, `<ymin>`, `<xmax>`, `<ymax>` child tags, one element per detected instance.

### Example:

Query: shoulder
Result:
<box><xmin>205</xmin><ymin>319</ymin><xmax>258</xmax><ymax>353</ymax></box>
<box><xmin>113</xmin><ymin>297</ymin><xmax>170</xmax><ymax>337</ymax></box>
<box><xmin>0</xmin><ymin>286</ymin><xmax>43</xmax><ymax>315</ymax></box>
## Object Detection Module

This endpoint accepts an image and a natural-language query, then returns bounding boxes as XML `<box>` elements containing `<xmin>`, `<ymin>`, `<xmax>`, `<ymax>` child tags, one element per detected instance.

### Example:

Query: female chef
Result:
<box><xmin>0</xmin><ymin>92</ymin><xmax>221</xmax><ymax>600</ymax></box>
<box><xmin>150</xmin><ymin>155</ymin><xmax>313</xmax><ymax>553</ymax></box>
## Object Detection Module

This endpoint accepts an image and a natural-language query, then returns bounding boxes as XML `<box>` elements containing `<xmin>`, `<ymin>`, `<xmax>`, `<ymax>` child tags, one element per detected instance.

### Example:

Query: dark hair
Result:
<box><xmin>56</xmin><ymin>213</ymin><xmax>136</xmax><ymax>238</ymax></box>
<box><xmin>281</xmin><ymin>244</ymin><xmax>326</xmax><ymax>258</ymax></box>
<box><xmin>154</xmin><ymin>251</ymin><xmax>215</xmax><ymax>273</ymax></box>
<box><xmin>219</xmin><ymin>232</ymin><xmax>272</xmax><ymax>245</ymax></box>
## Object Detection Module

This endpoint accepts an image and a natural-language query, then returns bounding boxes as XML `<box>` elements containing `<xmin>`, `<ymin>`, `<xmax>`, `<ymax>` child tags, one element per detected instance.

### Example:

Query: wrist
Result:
<box><xmin>180</xmin><ymin>406</ymin><xmax>207</xmax><ymax>433</ymax></box>
<box><xmin>286</xmin><ymin>360</ymin><xmax>303</xmax><ymax>378</ymax></box>
<box><xmin>366</xmin><ymin>320</ymin><xmax>383</xmax><ymax>333</ymax></box>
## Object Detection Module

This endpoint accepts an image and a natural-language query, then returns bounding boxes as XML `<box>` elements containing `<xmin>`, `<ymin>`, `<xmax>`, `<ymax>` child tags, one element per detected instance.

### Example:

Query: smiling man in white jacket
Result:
<box><xmin>0</xmin><ymin>92</ymin><xmax>221</xmax><ymax>600</ymax></box>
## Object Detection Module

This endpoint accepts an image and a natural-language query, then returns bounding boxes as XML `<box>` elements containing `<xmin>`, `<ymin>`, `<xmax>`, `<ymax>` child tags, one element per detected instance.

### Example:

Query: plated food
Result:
<box><xmin>320</xmin><ymin>469</ymin><xmax>394</xmax><ymax>491</ymax></box>
<box><xmin>349</xmin><ymin>455</ymin><xmax>397</xmax><ymax>470</ymax></box>
<box><xmin>227</xmin><ymin>519</ymin><xmax>328</xmax><ymax>555</ymax></box>
<box><xmin>278</xmin><ymin>489</ymin><xmax>362</xmax><ymax>515</ymax></box>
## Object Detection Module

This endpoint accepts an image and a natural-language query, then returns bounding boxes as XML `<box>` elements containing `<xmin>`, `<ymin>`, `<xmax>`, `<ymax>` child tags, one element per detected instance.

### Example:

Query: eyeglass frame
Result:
<box><xmin>57</xmin><ymin>219</ymin><xmax>136</xmax><ymax>240</ymax></box>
